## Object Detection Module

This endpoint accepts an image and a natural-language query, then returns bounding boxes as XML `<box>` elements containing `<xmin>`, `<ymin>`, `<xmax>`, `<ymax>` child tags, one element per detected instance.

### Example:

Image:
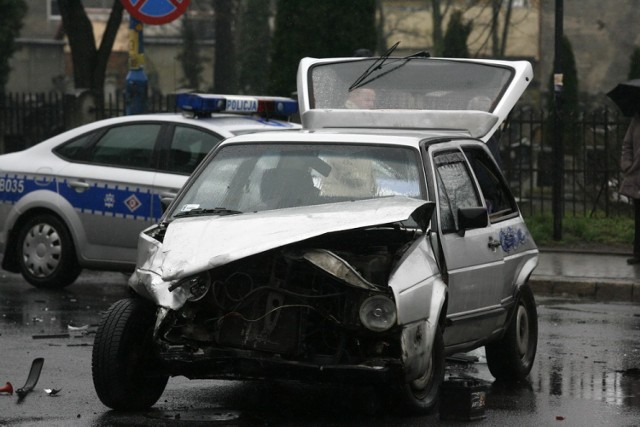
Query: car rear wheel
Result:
<box><xmin>92</xmin><ymin>298</ymin><xmax>168</xmax><ymax>411</ymax></box>
<box><xmin>485</xmin><ymin>284</ymin><xmax>538</xmax><ymax>380</ymax></box>
<box><xmin>17</xmin><ymin>214</ymin><xmax>81</xmax><ymax>288</ymax></box>
<box><xmin>389</xmin><ymin>325</ymin><xmax>445</xmax><ymax>414</ymax></box>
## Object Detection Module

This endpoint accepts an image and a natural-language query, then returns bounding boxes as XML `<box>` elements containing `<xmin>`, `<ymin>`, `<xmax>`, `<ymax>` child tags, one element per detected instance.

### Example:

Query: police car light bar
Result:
<box><xmin>176</xmin><ymin>93</ymin><xmax>298</xmax><ymax>118</ymax></box>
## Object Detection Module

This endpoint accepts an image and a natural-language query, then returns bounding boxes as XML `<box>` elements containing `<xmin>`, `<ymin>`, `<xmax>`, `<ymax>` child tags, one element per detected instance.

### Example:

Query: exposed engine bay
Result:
<box><xmin>154</xmin><ymin>227</ymin><xmax>420</xmax><ymax>373</ymax></box>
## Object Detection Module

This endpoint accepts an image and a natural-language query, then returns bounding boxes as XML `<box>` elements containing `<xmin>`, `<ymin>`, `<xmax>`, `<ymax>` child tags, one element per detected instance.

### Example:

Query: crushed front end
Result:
<box><xmin>129</xmin><ymin>200</ymin><xmax>442</xmax><ymax>384</ymax></box>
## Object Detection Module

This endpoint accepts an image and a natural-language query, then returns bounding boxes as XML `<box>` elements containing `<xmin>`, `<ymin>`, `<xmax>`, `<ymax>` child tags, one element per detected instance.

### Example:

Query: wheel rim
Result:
<box><xmin>515</xmin><ymin>303</ymin><xmax>530</xmax><ymax>357</ymax></box>
<box><xmin>22</xmin><ymin>223</ymin><xmax>62</xmax><ymax>278</ymax></box>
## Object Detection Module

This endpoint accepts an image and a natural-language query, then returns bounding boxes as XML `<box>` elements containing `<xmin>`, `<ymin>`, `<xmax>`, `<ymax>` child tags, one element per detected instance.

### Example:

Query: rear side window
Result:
<box><xmin>89</xmin><ymin>125</ymin><xmax>160</xmax><ymax>169</ymax></box>
<box><xmin>54</xmin><ymin>124</ymin><xmax>161</xmax><ymax>170</ymax></box>
<box><xmin>54</xmin><ymin>131</ymin><xmax>98</xmax><ymax>161</ymax></box>
<box><xmin>165</xmin><ymin>126</ymin><xmax>222</xmax><ymax>174</ymax></box>
<box><xmin>463</xmin><ymin>146</ymin><xmax>518</xmax><ymax>222</ymax></box>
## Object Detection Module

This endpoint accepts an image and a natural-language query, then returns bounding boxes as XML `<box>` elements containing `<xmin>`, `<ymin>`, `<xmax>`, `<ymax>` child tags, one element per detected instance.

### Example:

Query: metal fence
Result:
<box><xmin>0</xmin><ymin>92</ymin><xmax>634</xmax><ymax>219</ymax></box>
<box><xmin>0</xmin><ymin>92</ymin><xmax>177</xmax><ymax>153</ymax></box>
<box><xmin>500</xmin><ymin>107</ymin><xmax>632</xmax><ymax>219</ymax></box>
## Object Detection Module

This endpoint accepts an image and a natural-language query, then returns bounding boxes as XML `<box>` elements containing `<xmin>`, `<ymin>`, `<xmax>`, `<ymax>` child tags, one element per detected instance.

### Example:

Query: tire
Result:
<box><xmin>390</xmin><ymin>325</ymin><xmax>445</xmax><ymax>415</ymax></box>
<box><xmin>16</xmin><ymin>214</ymin><xmax>81</xmax><ymax>288</ymax></box>
<box><xmin>92</xmin><ymin>298</ymin><xmax>168</xmax><ymax>411</ymax></box>
<box><xmin>485</xmin><ymin>284</ymin><xmax>538</xmax><ymax>380</ymax></box>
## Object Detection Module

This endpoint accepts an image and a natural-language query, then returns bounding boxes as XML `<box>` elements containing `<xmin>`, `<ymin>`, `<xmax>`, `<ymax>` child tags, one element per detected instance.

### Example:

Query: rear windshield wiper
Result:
<box><xmin>349</xmin><ymin>41</ymin><xmax>400</xmax><ymax>92</ymax></box>
<box><xmin>173</xmin><ymin>207</ymin><xmax>243</xmax><ymax>218</ymax></box>
<box><xmin>349</xmin><ymin>45</ymin><xmax>430</xmax><ymax>92</ymax></box>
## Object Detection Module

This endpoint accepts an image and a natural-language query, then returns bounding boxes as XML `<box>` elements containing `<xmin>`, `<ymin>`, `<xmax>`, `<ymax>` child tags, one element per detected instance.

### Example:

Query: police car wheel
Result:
<box><xmin>17</xmin><ymin>214</ymin><xmax>81</xmax><ymax>289</ymax></box>
<box><xmin>485</xmin><ymin>284</ymin><xmax>538</xmax><ymax>380</ymax></box>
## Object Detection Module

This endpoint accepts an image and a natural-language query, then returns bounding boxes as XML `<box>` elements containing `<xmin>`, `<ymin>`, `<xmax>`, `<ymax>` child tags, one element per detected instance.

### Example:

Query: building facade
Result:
<box><xmin>6</xmin><ymin>0</ymin><xmax>214</xmax><ymax>97</ymax></box>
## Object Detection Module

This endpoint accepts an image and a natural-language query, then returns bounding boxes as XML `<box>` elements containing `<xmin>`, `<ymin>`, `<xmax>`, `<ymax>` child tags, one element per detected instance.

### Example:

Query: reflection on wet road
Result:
<box><xmin>0</xmin><ymin>271</ymin><xmax>130</xmax><ymax>338</ymax></box>
<box><xmin>0</xmin><ymin>272</ymin><xmax>639</xmax><ymax>425</ymax></box>
<box><xmin>534</xmin><ymin>299</ymin><xmax>640</xmax><ymax>411</ymax></box>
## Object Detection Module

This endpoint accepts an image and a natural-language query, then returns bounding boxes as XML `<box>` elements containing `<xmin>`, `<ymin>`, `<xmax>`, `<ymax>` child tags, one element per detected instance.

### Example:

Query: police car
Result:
<box><xmin>92</xmin><ymin>55</ymin><xmax>539</xmax><ymax>414</ymax></box>
<box><xmin>0</xmin><ymin>94</ymin><xmax>300</xmax><ymax>288</ymax></box>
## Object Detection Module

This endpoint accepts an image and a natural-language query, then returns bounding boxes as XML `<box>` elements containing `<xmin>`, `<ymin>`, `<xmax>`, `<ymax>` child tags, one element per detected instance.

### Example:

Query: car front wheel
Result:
<box><xmin>16</xmin><ymin>214</ymin><xmax>81</xmax><ymax>288</ymax></box>
<box><xmin>92</xmin><ymin>298</ymin><xmax>169</xmax><ymax>411</ymax></box>
<box><xmin>389</xmin><ymin>325</ymin><xmax>445</xmax><ymax>414</ymax></box>
<box><xmin>485</xmin><ymin>284</ymin><xmax>538</xmax><ymax>380</ymax></box>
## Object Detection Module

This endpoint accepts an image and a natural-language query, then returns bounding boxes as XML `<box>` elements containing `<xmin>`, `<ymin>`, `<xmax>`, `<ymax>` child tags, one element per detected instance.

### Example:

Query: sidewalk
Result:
<box><xmin>530</xmin><ymin>250</ymin><xmax>640</xmax><ymax>302</ymax></box>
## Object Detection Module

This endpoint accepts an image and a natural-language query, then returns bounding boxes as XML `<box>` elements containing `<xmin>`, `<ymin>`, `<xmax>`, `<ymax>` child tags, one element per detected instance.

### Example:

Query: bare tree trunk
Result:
<box><xmin>58</xmin><ymin>0</ymin><xmax>96</xmax><ymax>90</ymax></box>
<box><xmin>430</xmin><ymin>0</ymin><xmax>444</xmax><ymax>56</ymax></box>
<box><xmin>58</xmin><ymin>0</ymin><xmax>123</xmax><ymax>99</ymax></box>
<box><xmin>491</xmin><ymin>0</ymin><xmax>502</xmax><ymax>57</ymax></box>
<box><xmin>499</xmin><ymin>0</ymin><xmax>514</xmax><ymax>57</ymax></box>
<box><xmin>95</xmin><ymin>1</ymin><xmax>123</xmax><ymax>94</ymax></box>
<box><xmin>213</xmin><ymin>0</ymin><xmax>237</xmax><ymax>93</ymax></box>
<box><xmin>376</xmin><ymin>0</ymin><xmax>387</xmax><ymax>54</ymax></box>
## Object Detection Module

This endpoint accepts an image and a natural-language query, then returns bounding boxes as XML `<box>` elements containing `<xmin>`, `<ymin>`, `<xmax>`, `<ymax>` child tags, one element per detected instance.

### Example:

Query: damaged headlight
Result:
<box><xmin>359</xmin><ymin>295</ymin><xmax>397</xmax><ymax>332</ymax></box>
<box><xmin>169</xmin><ymin>271</ymin><xmax>212</xmax><ymax>301</ymax></box>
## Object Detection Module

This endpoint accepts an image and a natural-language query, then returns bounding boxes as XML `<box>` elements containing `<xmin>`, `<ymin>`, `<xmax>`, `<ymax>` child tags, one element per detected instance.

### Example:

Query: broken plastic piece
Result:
<box><xmin>67</xmin><ymin>324</ymin><xmax>89</xmax><ymax>331</ymax></box>
<box><xmin>0</xmin><ymin>382</ymin><xmax>13</xmax><ymax>395</ymax></box>
<box><xmin>16</xmin><ymin>358</ymin><xmax>44</xmax><ymax>401</ymax></box>
<box><xmin>44</xmin><ymin>388</ymin><xmax>61</xmax><ymax>396</ymax></box>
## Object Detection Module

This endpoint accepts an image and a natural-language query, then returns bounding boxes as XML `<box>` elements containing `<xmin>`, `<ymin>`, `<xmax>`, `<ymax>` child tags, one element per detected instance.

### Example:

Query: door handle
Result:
<box><xmin>488</xmin><ymin>237</ymin><xmax>501</xmax><ymax>251</ymax></box>
<box><xmin>68</xmin><ymin>179</ymin><xmax>90</xmax><ymax>192</ymax></box>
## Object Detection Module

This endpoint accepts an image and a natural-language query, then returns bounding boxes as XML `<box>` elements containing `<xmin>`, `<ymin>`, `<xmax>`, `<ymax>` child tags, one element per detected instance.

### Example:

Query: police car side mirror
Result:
<box><xmin>457</xmin><ymin>207</ymin><xmax>488</xmax><ymax>236</ymax></box>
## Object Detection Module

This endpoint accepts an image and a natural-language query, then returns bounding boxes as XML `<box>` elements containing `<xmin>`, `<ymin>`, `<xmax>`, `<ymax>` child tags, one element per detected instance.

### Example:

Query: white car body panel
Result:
<box><xmin>136</xmin><ymin>197</ymin><xmax>429</xmax><ymax>283</ymax></box>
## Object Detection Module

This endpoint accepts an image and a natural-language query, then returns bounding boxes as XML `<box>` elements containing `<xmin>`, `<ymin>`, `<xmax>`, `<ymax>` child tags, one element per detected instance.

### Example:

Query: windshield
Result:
<box><xmin>309</xmin><ymin>58</ymin><xmax>513</xmax><ymax>112</ymax></box>
<box><xmin>169</xmin><ymin>143</ymin><xmax>424</xmax><ymax>218</ymax></box>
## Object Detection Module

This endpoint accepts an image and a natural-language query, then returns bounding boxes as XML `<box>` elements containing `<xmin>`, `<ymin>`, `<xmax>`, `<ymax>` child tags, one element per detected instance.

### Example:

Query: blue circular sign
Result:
<box><xmin>120</xmin><ymin>0</ymin><xmax>190</xmax><ymax>25</ymax></box>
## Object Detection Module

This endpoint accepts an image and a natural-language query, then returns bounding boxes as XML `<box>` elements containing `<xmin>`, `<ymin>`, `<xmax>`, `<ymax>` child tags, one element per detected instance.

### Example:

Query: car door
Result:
<box><xmin>55</xmin><ymin>122</ymin><xmax>163</xmax><ymax>264</ymax></box>
<box><xmin>152</xmin><ymin>124</ymin><xmax>224</xmax><ymax>217</ymax></box>
<box><xmin>430</xmin><ymin>145</ymin><xmax>506</xmax><ymax>347</ymax></box>
<box><xmin>461</xmin><ymin>144</ymin><xmax>536</xmax><ymax>303</ymax></box>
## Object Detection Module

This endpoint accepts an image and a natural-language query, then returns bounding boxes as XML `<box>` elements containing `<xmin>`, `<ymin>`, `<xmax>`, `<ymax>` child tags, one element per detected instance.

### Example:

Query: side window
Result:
<box><xmin>166</xmin><ymin>126</ymin><xmax>222</xmax><ymax>174</ymax></box>
<box><xmin>463</xmin><ymin>146</ymin><xmax>517</xmax><ymax>221</ymax></box>
<box><xmin>88</xmin><ymin>124</ymin><xmax>161</xmax><ymax>169</ymax></box>
<box><xmin>54</xmin><ymin>131</ymin><xmax>99</xmax><ymax>161</ymax></box>
<box><xmin>434</xmin><ymin>151</ymin><xmax>482</xmax><ymax>233</ymax></box>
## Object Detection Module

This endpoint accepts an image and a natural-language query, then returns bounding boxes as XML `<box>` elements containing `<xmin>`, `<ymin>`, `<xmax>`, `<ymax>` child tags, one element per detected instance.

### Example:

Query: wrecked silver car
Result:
<box><xmin>92</xmin><ymin>54</ymin><xmax>539</xmax><ymax>414</ymax></box>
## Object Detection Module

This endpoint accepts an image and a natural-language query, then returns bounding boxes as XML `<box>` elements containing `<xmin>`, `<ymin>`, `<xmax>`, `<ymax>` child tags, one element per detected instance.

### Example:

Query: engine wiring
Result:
<box><xmin>206</xmin><ymin>303</ymin><xmax>343</xmax><ymax>327</ymax></box>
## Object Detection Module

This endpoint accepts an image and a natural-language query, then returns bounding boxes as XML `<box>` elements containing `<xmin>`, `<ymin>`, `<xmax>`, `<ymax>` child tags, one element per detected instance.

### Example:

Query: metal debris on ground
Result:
<box><xmin>44</xmin><ymin>388</ymin><xmax>62</xmax><ymax>396</ymax></box>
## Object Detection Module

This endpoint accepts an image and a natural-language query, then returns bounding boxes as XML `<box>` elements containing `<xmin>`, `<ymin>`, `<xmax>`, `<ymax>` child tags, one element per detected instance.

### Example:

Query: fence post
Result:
<box><xmin>552</xmin><ymin>0</ymin><xmax>564</xmax><ymax>240</ymax></box>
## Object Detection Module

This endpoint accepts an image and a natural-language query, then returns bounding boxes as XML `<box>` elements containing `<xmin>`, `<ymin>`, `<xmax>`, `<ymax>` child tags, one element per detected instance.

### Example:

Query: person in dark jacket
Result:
<box><xmin>619</xmin><ymin>112</ymin><xmax>640</xmax><ymax>264</ymax></box>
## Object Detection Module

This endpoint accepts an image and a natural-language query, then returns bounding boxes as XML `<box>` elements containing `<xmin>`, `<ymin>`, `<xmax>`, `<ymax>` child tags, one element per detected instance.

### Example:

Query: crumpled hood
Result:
<box><xmin>154</xmin><ymin>196</ymin><xmax>431</xmax><ymax>281</ymax></box>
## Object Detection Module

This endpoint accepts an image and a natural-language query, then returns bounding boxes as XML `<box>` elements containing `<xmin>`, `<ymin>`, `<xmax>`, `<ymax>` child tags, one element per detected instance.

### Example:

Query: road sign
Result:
<box><xmin>120</xmin><ymin>0</ymin><xmax>190</xmax><ymax>25</ymax></box>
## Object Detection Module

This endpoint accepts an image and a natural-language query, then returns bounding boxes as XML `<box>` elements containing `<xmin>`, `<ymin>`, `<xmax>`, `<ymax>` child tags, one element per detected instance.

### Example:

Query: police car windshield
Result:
<box><xmin>310</xmin><ymin>58</ymin><xmax>514</xmax><ymax>112</ymax></box>
<box><xmin>169</xmin><ymin>142</ymin><xmax>424</xmax><ymax>218</ymax></box>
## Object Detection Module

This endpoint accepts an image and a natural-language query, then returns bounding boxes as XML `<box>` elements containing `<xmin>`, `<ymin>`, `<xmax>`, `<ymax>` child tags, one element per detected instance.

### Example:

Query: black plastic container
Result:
<box><xmin>439</xmin><ymin>377</ymin><xmax>488</xmax><ymax>421</ymax></box>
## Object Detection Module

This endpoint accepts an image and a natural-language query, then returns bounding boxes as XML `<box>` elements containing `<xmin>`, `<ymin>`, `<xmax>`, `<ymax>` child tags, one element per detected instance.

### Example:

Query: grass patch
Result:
<box><xmin>524</xmin><ymin>214</ymin><xmax>634</xmax><ymax>249</ymax></box>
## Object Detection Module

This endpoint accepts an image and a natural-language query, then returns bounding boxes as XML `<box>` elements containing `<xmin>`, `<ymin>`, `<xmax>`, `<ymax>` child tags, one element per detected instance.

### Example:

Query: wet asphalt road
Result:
<box><xmin>1</xmin><ymin>270</ymin><xmax>639</xmax><ymax>426</ymax></box>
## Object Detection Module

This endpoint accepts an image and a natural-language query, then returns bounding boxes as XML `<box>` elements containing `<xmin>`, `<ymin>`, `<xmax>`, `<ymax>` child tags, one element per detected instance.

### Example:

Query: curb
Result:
<box><xmin>537</xmin><ymin>246</ymin><xmax>632</xmax><ymax>256</ymax></box>
<box><xmin>530</xmin><ymin>275</ymin><xmax>640</xmax><ymax>303</ymax></box>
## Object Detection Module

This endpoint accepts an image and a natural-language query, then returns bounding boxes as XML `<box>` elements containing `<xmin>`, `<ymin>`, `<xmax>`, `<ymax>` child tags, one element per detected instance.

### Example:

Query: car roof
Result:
<box><xmin>296</xmin><ymin>56</ymin><xmax>532</xmax><ymax>142</ymax></box>
<box><xmin>216</xmin><ymin>127</ymin><xmax>472</xmax><ymax>150</ymax></box>
<box><xmin>20</xmin><ymin>113</ymin><xmax>300</xmax><ymax>154</ymax></box>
